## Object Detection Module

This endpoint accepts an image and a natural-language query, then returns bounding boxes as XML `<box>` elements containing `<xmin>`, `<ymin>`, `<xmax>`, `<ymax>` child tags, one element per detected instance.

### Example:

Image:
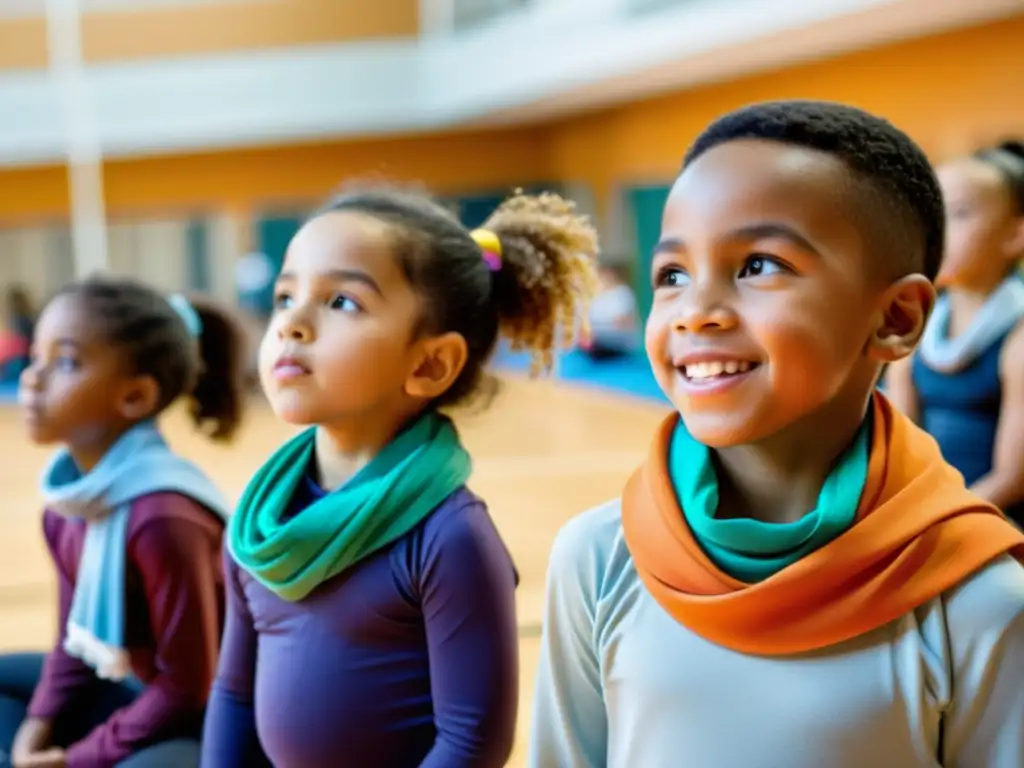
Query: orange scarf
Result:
<box><xmin>621</xmin><ymin>394</ymin><xmax>1024</xmax><ymax>655</ymax></box>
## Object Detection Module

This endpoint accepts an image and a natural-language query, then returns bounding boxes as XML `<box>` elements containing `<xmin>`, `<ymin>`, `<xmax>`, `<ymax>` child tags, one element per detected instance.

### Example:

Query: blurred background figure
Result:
<box><xmin>887</xmin><ymin>139</ymin><xmax>1024</xmax><ymax>526</ymax></box>
<box><xmin>580</xmin><ymin>263</ymin><xmax>640</xmax><ymax>361</ymax></box>
<box><xmin>234</xmin><ymin>250</ymin><xmax>274</xmax><ymax>324</ymax></box>
<box><xmin>234</xmin><ymin>249</ymin><xmax>276</xmax><ymax>386</ymax></box>
<box><xmin>0</xmin><ymin>285</ymin><xmax>34</xmax><ymax>383</ymax></box>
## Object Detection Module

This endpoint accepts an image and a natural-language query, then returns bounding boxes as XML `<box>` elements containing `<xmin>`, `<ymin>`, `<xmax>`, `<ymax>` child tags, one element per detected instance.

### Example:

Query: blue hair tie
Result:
<box><xmin>167</xmin><ymin>293</ymin><xmax>203</xmax><ymax>338</ymax></box>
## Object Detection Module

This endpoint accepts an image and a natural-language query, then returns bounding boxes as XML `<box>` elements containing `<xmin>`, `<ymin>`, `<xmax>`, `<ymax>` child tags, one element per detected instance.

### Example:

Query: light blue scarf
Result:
<box><xmin>918</xmin><ymin>275</ymin><xmax>1024</xmax><ymax>373</ymax></box>
<box><xmin>40</xmin><ymin>421</ymin><xmax>229</xmax><ymax>680</ymax></box>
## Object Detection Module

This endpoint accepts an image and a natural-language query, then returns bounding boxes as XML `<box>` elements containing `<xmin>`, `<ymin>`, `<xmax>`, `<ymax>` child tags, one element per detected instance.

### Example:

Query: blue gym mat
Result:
<box><xmin>557</xmin><ymin>349</ymin><xmax>667</xmax><ymax>402</ymax></box>
<box><xmin>491</xmin><ymin>342</ymin><xmax>668</xmax><ymax>404</ymax></box>
<box><xmin>0</xmin><ymin>350</ymin><xmax>669</xmax><ymax>405</ymax></box>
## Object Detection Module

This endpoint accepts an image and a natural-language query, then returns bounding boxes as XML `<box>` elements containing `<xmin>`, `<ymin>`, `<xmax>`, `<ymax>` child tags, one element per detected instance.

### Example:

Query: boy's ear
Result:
<box><xmin>868</xmin><ymin>274</ymin><xmax>935</xmax><ymax>363</ymax></box>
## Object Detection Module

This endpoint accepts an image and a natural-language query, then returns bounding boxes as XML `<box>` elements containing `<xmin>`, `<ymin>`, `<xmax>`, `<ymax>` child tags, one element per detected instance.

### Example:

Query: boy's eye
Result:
<box><xmin>739</xmin><ymin>255</ymin><xmax>785</xmax><ymax>278</ymax></box>
<box><xmin>273</xmin><ymin>292</ymin><xmax>293</xmax><ymax>310</ymax></box>
<box><xmin>654</xmin><ymin>266</ymin><xmax>689</xmax><ymax>289</ymax></box>
<box><xmin>330</xmin><ymin>295</ymin><xmax>361</xmax><ymax>313</ymax></box>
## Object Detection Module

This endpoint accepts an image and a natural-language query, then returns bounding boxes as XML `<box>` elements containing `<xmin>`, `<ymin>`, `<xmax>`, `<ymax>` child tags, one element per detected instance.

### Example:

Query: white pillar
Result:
<box><xmin>45</xmin><ymin>0</ymin><xmax>109</xmax><ymax>278</ymax></box>
<box><xmin>419</xmin><ymin>0</ymin><xmax>455</xmax><ymax>37</ymax></box>
<box><xmin>207</xmin><ymin>211</ymin><xmax>248</xmax><ymax>305</ymax></box>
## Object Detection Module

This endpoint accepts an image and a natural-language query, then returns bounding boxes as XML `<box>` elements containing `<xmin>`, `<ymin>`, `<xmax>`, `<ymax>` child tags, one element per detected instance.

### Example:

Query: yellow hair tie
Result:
<box><xmin>471</xmin><ymin>229</ymin><xmax>503</xmax><ymax>272</ymax></box>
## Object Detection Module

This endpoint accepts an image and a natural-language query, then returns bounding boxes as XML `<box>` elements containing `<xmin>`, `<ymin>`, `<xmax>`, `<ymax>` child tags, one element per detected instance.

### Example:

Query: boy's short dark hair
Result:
<box><xmin>682</xmin><ymin>100</ymin><xmax>944</xmax><ymax>283</ymax></box>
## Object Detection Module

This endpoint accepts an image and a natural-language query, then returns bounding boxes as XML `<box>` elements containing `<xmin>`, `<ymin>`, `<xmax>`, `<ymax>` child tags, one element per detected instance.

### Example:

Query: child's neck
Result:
<box><xmin>67</xmin><ymin>422</ymin><xmax>136</xmax><ymax>474</ymax></box>
<box><xmin>712</xmin><ymin>389</ymin><xmax>871</xmax><ymax>525</ymax></box>
<box><xmin>314</xmin><ymin>410</ymin><xmax>419</xmax><ymax>491</ymax></box>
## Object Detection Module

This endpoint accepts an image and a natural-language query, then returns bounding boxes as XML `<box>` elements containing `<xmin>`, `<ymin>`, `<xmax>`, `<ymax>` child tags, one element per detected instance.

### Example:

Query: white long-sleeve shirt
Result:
<box><xmin>530</xmin><ymin>499</ymin><xmax>1024</xmax><ymax>768</ymax></box>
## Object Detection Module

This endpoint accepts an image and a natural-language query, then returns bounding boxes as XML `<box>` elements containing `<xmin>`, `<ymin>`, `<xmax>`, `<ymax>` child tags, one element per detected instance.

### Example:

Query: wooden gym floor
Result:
<box><xmin>0</xmin><ymin>374</ymin><xmax>667</xmax><ymax>766</ymax></box>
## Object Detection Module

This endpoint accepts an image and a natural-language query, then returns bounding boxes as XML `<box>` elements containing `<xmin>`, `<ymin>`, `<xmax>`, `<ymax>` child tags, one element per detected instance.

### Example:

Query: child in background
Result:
<box><xmin>201</xmin><ymin>188</ymin><xmax>598</xmax><ymax>767</ymax></box>
<box><xmin>0</xmin><ymin>286</ymin><xmax>35</xmax><ymax>382</ymax></box>
<box><xmin>4</xmin><ymin>287</ymin><xmax>35</xmax><ymax>344</ymax></box>
<box><xmin>531</xmin><ymin>102</ymin><xmax>1024</xmax><ymax>767</ymax></box>
<box><xmin>888</xmin><ymin>140</ymin><xmax>1024</xmax><ymax>526</ymax></box>
<box><xmin>0</xmin><ymin>276</ymin><xmax>247</xmax><ymax>768</ymax></box>
<box><xmin>580</xmin><ymin>264</ymin><xmax>639</xmax><ymax>360</ymax></box>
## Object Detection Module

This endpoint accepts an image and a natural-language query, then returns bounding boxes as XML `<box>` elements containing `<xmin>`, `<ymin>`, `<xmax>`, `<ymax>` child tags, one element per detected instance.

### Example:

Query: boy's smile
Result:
<box><xmin>647</xmin><ymin>138</ymin><xmax>885</xmax><ymax>448</ymax></box>
<box><xmin>674</xmin><ymin>352</ymin><xmax>761</xmax><ymax>398</ymax></box>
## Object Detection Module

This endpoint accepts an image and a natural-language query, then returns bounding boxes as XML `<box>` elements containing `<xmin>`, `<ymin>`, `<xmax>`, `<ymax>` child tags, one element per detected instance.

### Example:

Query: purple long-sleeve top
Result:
<box><xmin>201</xmin><ymin>481</ymin><xmax>520</xmax><ymax>768</ymax></box>
<box><xmin>29</xmin><ymin>494</ymin><xmax>226</xmax><ymax>768</ymax></box>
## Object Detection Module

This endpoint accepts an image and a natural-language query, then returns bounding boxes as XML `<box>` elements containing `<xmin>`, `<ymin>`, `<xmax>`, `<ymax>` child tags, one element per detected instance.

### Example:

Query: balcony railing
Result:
<box><xmin>623</xmin><ymin>0</ymin><xmax>697</xmax><ymax>16</ymax></box>
<box><xmin>452</xmin><ymin>0</ymin><xmax>532</xmax><ymax>31</ymax></box>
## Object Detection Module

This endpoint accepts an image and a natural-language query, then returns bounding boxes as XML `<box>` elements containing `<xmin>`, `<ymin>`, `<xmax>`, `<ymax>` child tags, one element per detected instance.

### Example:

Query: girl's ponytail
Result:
<box><xmin>477</xmin><ymin>191</ymin><xmax>600</xmax><ymax>374</ymax></box>
<box><xmin>187</xmin><ymin>298</ymin><xmax>248</xmax><ymax>442</ymax></box>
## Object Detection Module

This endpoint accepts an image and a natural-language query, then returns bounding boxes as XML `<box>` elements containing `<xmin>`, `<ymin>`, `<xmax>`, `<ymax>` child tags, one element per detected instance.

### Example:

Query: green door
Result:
<box><xmin>454</xmin><ymin>185</ymin><xmax>561</xmax><ymax>229</ymax></box>
<box><xmin>254</xmin><ymin>214</ymin><xmax>303</xmax><ymax>312</ymax></box>
<box><xmin>626</xmin><ymin>185</ymin><xmax>672</xmax><ymax>319</ymax></box>
<box><xmin>456</xmin><ymin>194</ymin><xmax>507</xmax><ymax>229</ymax></box>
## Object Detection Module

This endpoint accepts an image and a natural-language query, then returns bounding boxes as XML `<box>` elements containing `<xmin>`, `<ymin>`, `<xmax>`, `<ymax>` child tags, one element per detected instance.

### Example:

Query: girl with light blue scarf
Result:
<box><xmin>888</xmin><ymin>140</ymin><xmax>1024</xmax><ymax>526</ymax></box>
<box><xmin>0</xmin><ymin>276</ymin><xmax>248</xmax><ymax>768</ymax></box>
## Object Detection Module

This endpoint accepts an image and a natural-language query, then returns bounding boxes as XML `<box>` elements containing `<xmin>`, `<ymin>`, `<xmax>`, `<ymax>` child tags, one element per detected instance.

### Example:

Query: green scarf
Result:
<box><xmin>229</xmin><ymin>411</ymin><xmax>471</xmax><ymax>601</ymax></box>
<box><xmin>669</xmin><ymin>414</ymin><xmax>871</xmax><ymax>583</ymax></box>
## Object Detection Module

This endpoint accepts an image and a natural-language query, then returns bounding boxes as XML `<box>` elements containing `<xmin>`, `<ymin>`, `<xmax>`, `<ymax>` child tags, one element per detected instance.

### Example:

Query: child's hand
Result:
<box><xmin>15</xmin><ymin>748</ymin><xmax>66</xmax><ymax>768</ymax></box>
<box><xmin>10</xmin><ymin>717</ymin><xmax>58</xmax><ymax>768</ymax></box>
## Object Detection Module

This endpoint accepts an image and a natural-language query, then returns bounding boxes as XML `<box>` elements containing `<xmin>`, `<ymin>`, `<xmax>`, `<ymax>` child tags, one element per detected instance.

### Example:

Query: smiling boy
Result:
<box><xmin>529</xmin><ymin>101</ymin><xmax>1024</xmax><ymax>767</ymax></box>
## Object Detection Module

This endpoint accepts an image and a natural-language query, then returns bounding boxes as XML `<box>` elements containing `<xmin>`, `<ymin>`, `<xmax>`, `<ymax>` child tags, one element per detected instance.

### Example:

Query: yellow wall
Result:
<box><xmin>546</xmin><ymin>14</ymin><xmax>1024</xmax><ymax>217</ymax></box>
<box><xmin>0</xmin><ymin>0</ymin><xmax>418</xmax><ymax>70</ymax></box>
<box><xmin>0</xmin><ymin>128</ymin><xmax>552</xmax><ymax>225</ymax></box>
<box><xmin>1</xmin><ymin>14</ymin><xmax>1022</xmax><ymax>225</ymax></box>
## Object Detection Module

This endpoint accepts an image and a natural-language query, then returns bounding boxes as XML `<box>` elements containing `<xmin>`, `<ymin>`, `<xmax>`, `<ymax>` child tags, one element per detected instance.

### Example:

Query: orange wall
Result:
<box><xmin>0</xmin><ymin>128</ymin><xmax>552</xmax><ymax>224</ymax></box>
<box><xmin>547</xmin><ymin>14</ymin><xmax>1024</xmax><ymax>215</ymax></box>
<box><xmin>0</xmin><ymin>16</ymin><xmax>46</xmax><ymax>71</ymax></box>
<box><xmin>0</xmin><ymin>166</ymin><xmax>70</xmax><ymax>225</ymax></box>
<box><xmin>0</xmin><ymin>0</ymin><xmax>418</xmax><ymax>70</ymax></box>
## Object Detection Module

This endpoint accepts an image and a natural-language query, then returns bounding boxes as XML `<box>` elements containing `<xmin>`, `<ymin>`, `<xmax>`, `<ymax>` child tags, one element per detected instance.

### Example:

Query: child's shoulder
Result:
<box><xmin>548</xmin><ymin>499</ymin><xmax>634</xmax><ymax>591</ymax></box>
<box><xmin>125</xmin><ymin>492</ymin><xmax>226</xmax><ymax>548</ymax></box>
<box><xmin>418</xmin><ymin>485</ymin><xmax>508</xmax><ymax>553</ymax></box>
<box><xmin>944</xmin><ymin>554</ymin><xmax>1024</xmax><ymax>641</ymax></box>
<box><xmin>412</xmin><ymin>485</ymin><xmax>518</xmax><ymax>587</ymax></box>
<box><xmin>553</xmin><ymin>498</ymin><xmax>625</xmax><ymax>555</ymax></box>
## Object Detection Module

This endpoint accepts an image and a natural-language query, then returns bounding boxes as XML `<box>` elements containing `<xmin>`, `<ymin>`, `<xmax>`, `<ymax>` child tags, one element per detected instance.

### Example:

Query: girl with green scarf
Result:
<box><xmin>201</xmin><ymin>186</ymin><xmax>599</xmax><ymax>767</ymax></box>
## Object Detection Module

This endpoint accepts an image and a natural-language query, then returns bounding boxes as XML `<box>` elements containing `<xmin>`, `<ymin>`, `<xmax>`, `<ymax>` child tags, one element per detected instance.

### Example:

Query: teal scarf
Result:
<box><xmin>669</xmin><ymin>414</ymin><xmax>871</xmax><ymax>583</ymax></box>
<box><xmin>229</xmin><ymin>412</ymin><xmax>471</xmax><ymax>602</ymax></box>
<box><xmin>41</xmin><ymin>421</ymin><xmax>230</xmax><ymax>680</ymax></box>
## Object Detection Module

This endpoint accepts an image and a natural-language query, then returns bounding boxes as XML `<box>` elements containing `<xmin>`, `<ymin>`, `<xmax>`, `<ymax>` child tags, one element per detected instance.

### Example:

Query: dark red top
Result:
<box><xmin>28</xmin><ymin>493</ymin><xmax>225</xmax><ymax>768</ymax></box>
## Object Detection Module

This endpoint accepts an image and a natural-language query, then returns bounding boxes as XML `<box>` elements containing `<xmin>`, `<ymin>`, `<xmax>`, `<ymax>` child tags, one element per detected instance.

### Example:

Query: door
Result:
<box><xmin>253</xmin><ymin>214</ymin><xmax>304</xmax><ymax>314</ymax></box>
<box><xmin>456</xmin><ymin>194</ymin><xmax>508</xmax><ymax>230</ymax></box>
<box><xmin>455</xmin><ymin>184</ymin><xmax>562</xmax><ymax>229</ymax></box>
<box><xmin>626</xmin><ymin>185</ymin><xmax>671</xmax><ymax>320</ymax></box>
